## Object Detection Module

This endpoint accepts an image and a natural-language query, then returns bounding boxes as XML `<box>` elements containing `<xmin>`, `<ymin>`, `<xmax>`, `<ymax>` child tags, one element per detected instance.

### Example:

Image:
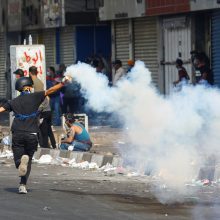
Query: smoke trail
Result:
<box><xmin>65</xmin><ymin>61</ymin><xmax>220</xmax><ymax>202</ymax></box>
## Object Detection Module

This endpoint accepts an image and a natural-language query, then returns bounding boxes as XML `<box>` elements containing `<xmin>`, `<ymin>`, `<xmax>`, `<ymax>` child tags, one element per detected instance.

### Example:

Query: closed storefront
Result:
<box><xmin>42</xmin><ymin>29</ymin><xmax>56</xmax><ymax>68</ymax></box>
<box><xmin>212</xmin><ymin>10</ymin><xmax>220</xmax><ymax>87</ymax></box>
<box><xmin>133</xmin><ymin>16</ymin><xmax>159</xmax><ymax>86</ymax></box>
<box><xmin>0</xmin><ymin>33</ymin><xmax>6</xmax><ymax>97</ymax></box>
<box><xmin>60</xmin><ymin>26</ymin><xmax>75</xmax><ymax>66</ymax></box>
<box><xmin>76</xmin><ymin>25</ymin><xmax>111</xmax><ymax>63</ymax></box>
<box><xmin>114</xmin><ymin>19</ymin><xmax>130</xmax><ymax>67</ymax></box>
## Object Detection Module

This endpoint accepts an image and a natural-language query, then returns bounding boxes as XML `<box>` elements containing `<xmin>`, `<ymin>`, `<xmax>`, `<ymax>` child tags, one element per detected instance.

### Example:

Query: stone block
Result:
<box><xmin>69</xmin><ymin>151</ymin><xmax>79</xmax><ymax>160</ymax></box>
<box><xmin>101</xmin><ymin>155</ymin><xmax>113</xmax><ymax>167</ymax></box>
<box><xmin>33</xmin><ymin>148</ymin><xmax>41</xmax><ymax>159</ymax></box>
<box><xmin>91</xmin><ymin>154</ymin><xmax>104</xmax><ymax>167</ymax></box>
<box><xmin>112</xmin><ymin>156</ymin><xmax>123</xmax><ymax>167</ymax></box>
<box><xmin>50</xmin><ymin>149</ymin><xmax>60</xmax><ymax>159</ymax></box>
<box><xmin>59</xmin><ymin>150</ymin><xmax>68</xmax><ymax>158</ymax></box>
<box><xmin>75</xmin><ymin>152</ymin><xmax>84</xmax><ymax>163</ymax></box>
<box><xmin>40</xmin><ymin>148</ymin><xmax>51</xmax><ymax>156</ymax></box>
<box><xmin>82</xmin><ymin>152</ymin><xmax>93</xmax><ymax>162</ymax></box>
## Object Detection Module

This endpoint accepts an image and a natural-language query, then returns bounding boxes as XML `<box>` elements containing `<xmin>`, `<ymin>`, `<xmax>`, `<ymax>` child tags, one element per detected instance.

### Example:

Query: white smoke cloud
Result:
<box><xmin>65</xmin><ymin>61</ymin><xmax>220</xmax><ymax>203</ymax></box>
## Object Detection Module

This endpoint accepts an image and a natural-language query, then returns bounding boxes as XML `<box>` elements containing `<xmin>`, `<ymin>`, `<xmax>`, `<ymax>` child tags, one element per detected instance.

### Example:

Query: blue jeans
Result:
<box><xmin>60</xmin><ymin>140</ymin><xmax>90</xmax><ymax>151</ymax></box>
<box><xmin>50</xmin><ymin>96</ymin><xmax>61</xmax><ymax>126</ymax></box>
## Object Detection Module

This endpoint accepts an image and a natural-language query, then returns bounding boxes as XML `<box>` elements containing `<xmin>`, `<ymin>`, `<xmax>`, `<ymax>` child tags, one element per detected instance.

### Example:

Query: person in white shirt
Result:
<box><xmin>112</xmin><ymin>60</ymin><xmax>126</xmax><ymax>86</ymax></box>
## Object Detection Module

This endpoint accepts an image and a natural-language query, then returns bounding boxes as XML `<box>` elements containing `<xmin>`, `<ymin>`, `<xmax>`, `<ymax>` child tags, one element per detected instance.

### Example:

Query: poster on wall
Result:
<box><xmin>42</xmin><ymin>0</ymin><xmax>65</xmax><ymax>28</ymax></box>
<box><xmin>7</xmin><ymin>0</ymin><xmax>22</xmax><ymax>31</ymax></box>
<box><xmin>10</xmin><ymin>44</ymin><xmax>46</xmax><ymax>98</ymax></box>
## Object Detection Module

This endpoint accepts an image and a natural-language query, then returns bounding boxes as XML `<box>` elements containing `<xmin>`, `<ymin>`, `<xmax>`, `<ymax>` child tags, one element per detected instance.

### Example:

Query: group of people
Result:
<box><xmin>173</xmin><ymin>51</ymin><xmax>213</xmax><ymax>89</ymax></box>
<box><xmin>46</xmin><ymin>64</ymin><xmax>82</xmax><ymax>126</ymax></box>
<box><xmin>0</xmin><ymin>66</ymin><xmax>92</xmax><ymax>194</ymax></box>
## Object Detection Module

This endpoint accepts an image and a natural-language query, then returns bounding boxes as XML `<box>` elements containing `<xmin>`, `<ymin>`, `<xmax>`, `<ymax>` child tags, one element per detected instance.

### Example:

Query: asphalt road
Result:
<box><xmin>0</xmin><ymin>161</ymin><xmax>220</xmax><ymax>220</ymax></box>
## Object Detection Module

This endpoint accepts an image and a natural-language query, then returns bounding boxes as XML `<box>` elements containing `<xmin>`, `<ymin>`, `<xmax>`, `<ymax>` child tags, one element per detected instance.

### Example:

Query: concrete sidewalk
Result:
<box><xmin>0</xmin><ymin>124</ymin><xmax>127</xmax><ymax>168</ymax></box>
<box><xmin>41</xmin><ymin>125</ymin><xmax>126</xmax><ymax>167</ymax></box>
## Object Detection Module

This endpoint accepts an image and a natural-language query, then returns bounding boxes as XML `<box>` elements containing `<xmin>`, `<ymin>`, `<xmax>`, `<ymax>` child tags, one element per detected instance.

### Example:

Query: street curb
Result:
<box><xmin>34</xmin><ymin>148</ymin><xmax>123</xmax><ymax>168</ymax></box>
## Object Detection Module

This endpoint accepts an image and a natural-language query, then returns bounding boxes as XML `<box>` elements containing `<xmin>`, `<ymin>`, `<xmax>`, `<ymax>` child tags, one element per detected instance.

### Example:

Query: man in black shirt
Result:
<box><xmin>0</xmin><ymin>76</ymin><xmax>71</xmax><ymax>194</ymax></box>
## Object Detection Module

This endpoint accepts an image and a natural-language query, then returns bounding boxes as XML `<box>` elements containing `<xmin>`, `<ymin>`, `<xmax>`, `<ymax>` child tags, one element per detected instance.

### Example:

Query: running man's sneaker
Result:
<box><xmin>18</xmin><ymin>184</ymin><xmax>27</xmax><ymax>194</ymax></box>
<box><xmin>18</xmin><ymin>155</ymin><xmax>29</xmax><ymax>176</ymax></box>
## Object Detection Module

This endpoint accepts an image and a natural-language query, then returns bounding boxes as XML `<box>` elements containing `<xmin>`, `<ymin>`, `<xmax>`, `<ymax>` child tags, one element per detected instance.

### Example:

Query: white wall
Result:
<box><xmin>190</xmin><ymin>0</ymin><xmax>220</xmax><ymax>11</ymax></box>
<box><xmin>99</xmin><ymin>0</ymin><xmax>145</xmax><ymax>21</ymax></box>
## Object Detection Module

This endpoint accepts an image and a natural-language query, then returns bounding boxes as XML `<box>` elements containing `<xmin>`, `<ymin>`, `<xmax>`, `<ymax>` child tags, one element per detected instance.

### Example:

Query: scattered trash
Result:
<box><xmin>127</xmin><ymin>172</ymin><xmax>140</xmax><ymax>177</ymax></box>
<box><xmin>68</xmin><ymin>159</ymin><xmax>99</xmax><ymax>170</ymax></box>
<box><xmin>38</xmin><ymin>155</ymin><xmax>53</xmax><ymax>164</ymax></box>
<box><xmin>68</xmin><ymin>145</ymin><xmax>74</xmax><ymax>151</ymax></box>
<box><xmin>115</xmin><ymin>166</ymin><xmax>127</xmax><ymax>175</ymax></box>
<box><xmin>43</xmin><ymin>206</ymin><xmax>51</xmax><ymax>211</ymax></box>
<box><xmin>0</xmin><ymin>150</ymin><xmax>13</xmax><ymax>159</ymax></box>
<box><xmin>117</xmin><ymin>141</ymin><xmax>125</xmax><ymax>145</ymax></box>
<box><xmin>1</xmin><ymin>136</ymin><xmax>11</xmax><ymax>146</ymax></box>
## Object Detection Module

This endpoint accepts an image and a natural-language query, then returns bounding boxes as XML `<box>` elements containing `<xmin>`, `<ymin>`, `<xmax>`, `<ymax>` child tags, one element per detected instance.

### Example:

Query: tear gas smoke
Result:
<box><xmin>65</xmin><ymin>61</ymin><xmax>220</xmax><ymax>203</ymax></box>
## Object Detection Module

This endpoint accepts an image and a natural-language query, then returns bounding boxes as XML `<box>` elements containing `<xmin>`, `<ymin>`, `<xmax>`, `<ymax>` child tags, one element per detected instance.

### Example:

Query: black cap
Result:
<box><xmin>176</xmin><ymin>58</ymin><xmax>183</xmax><ymax>66</ymax></box>
<box><xmin>13</xmin><ymin>69</ymin><xmax>24</xmax><ymax>77</ymax></box>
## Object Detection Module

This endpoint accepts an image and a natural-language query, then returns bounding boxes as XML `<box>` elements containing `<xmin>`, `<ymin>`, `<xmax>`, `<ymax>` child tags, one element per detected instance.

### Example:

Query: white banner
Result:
<box><xmin>10</xmin><ymin>44</ymin><xmax>46</xmax><ymax>98</ymax></box>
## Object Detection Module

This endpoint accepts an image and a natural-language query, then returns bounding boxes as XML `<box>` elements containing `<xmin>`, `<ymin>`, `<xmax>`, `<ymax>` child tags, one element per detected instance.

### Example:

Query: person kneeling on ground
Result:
<box><xmin>60</xmin><ymin>113</ymin><xmax>92</xmax><ymax>151</ymax></box>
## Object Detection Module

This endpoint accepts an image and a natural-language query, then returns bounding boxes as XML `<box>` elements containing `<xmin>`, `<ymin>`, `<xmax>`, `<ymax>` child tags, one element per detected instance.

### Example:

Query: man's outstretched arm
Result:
<box><xmin>45</xmin><ymin>75</ymin><xmax>72</xmax><ymax>96</ymax></box>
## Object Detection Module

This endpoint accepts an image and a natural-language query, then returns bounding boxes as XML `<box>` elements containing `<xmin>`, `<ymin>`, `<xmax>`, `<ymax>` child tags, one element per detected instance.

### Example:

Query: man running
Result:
<box><xmin>0</xmin><ymin>75</ymin><xmax>71</xmax><ymax>194</ymax></box>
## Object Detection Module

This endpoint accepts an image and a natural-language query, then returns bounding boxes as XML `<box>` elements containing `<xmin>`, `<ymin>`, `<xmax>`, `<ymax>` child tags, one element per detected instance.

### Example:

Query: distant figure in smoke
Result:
<box><xmin>190</xmin><ymin>51</ymin><xmax>212</xmax><ymax>85</ymax></box>
<box><xmin>60</xmin><ymin>113</ymin><xmax>92</xmax><ymax>152</ymax></box>
<box><xmin>173</xmin><ymin>58</ymin><xmax>190</xmax><ymax>88</ymax></box>
<box><xmin>194</xmin><ymin>54</ymin><xmax>213</xmax><ymax>85</ymax></box>
<box><xmin>127</xmin><ymin>60</ymin><xmax>135</xmax><ymax>73</ymax></box>
<box><xmin>112</xmin><ymin>59</ymin><xmax>126</xmax><ymax>86</ymax></box>
<box><xmin>56</xmin><ymin>63</ymin><xmax>66</xmax><ymax>78</ymax></box>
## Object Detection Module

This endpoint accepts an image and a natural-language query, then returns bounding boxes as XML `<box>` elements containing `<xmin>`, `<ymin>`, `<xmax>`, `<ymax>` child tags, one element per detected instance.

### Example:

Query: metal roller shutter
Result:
<box><xmin>114</xmin><ymin>19</ymin><xmax>130</xmax><ymax>67</ymax></box>
<box><xmin>42</xmin><ymin>29</ymin><xmax>56</xmax><ymax>68</ymax></box>
<box><xmin>133</xmin><ymin>17</ymin><xmax>158</xmax><ymax>86</ymax></box>
<box><xmin>212</xmin><ymin>11</ymin><xmax>220</xmax><ymax>87</ymax></box>
<box><xmin>60</xmin><ymin>26</ymin><xmax>75</xmax><ymax>66</ymax></box>
<box><xmin>0</xmin><ymin>33</ymin><xmax>6</xmax><ymax>97</ymax></box>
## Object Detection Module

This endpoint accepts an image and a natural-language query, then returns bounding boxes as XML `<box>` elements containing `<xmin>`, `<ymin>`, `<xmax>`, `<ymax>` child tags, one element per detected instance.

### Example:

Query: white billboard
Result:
<box><xmin>99</xmin><ymin>0</ymin><xmax>145</xmax><ymax>20</ymax></box>
<box><xmin>10</xmin><ymin>44</ymin><xmax>46</xmax><ymax>98</ymax></box>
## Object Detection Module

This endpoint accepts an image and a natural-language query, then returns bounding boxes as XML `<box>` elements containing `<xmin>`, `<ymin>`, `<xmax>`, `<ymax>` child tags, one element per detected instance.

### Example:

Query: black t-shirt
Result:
<box><xmin>3</xmin><ymin>91</ymin><xmax>45</xmax><ymax>133</ymax></box>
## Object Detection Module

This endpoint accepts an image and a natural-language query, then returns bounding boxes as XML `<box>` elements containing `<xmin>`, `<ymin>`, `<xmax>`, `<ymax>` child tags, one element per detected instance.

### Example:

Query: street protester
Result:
<box><xmin>60</xmin><ymin>113</ymin><xmax>92</xmax><ymax>152</ymax></box>
<box><xmin>29</xmin><ymin>66</ymin><xmax>57</xmax><ymax>149</ymax></box>
<box><xmin>0</xmin><ymin>75</ymin><xmax>72</xmax><ymax>194</ymax></box>
<box><xmin>13</xmin><ymin>68</ymin><xmax>24</xmax><ymax>79</ymax></box>
<box><xmin>173</xmin><ymin>58</ymin><xmax>190</xmax><ymax>87</ymax></box>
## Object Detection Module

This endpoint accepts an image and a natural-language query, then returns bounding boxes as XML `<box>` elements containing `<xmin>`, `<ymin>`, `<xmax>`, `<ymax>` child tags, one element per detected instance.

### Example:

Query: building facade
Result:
<box><xmin>1</xmin><ymin>0</ymin><xmax>220</xmax><ymax>98</ymax></box>
<box><xmin>0</xmin><ymin>0</ymin><xmax>111</xmax><ymax>98</ymax></box>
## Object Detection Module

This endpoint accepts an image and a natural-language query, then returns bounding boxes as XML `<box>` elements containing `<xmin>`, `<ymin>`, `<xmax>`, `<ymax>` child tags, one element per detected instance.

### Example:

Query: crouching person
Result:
<box><xmin>60</xmin><ymin>113</ymin><xmax>92</xmax><ymax>151</ymax></box>
<box><xmin>0</xmin><ymin>76</ymin><xmax>71</xmax><ymax>194</ymax></box>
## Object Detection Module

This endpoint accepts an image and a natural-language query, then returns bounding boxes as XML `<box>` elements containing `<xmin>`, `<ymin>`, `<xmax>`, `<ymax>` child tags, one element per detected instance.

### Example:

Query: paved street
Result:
<box><xmin>0</xmin><ymin>161</ymin><xmax>220</xmax><ymax>220</ymax></box>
